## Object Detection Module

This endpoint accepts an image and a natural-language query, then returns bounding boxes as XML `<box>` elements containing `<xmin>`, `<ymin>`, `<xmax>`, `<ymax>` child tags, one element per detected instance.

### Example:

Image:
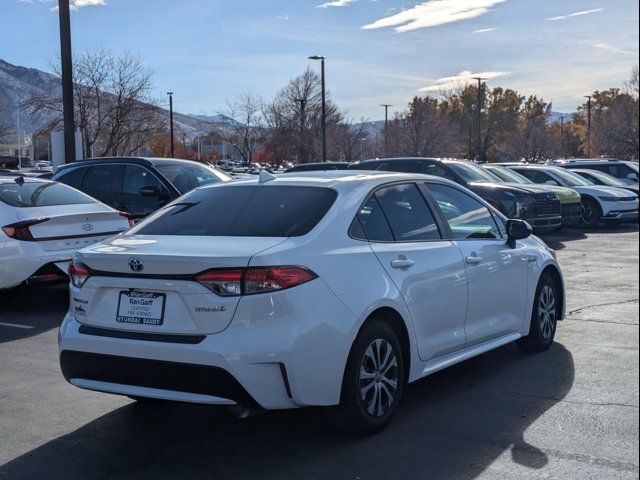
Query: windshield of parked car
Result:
<box><xmin>573</xmin><ymin>170</ymin><xmax>626</xmax><ymax>187</ymax></box>
<box><xmin>156</xmin><ymin>162</ymin><xmax>232</xmax><ymax>194</ymax></box>
<box><xmin>131</xmin><ymin>185</ymin><xmax>338</xmax><ymax>237</ymax></box>
<box><xmin>0</xmin><ymin>181</ymin><xmax>97</xmax><ymax>207</ymax></box>
<box><xmin>447</xmin><ymin>162</ymin><xmax>497</xmax><ymax>184</ymax></box>
<box><xmin>550</xmin><ymin>168</ymin><xmax>594</xmax><ymax>187</ymax></box>
<box><xmin>487</xmin><ymin>167</ymin><xmax>535</xmax><ymax>184</ymax></box>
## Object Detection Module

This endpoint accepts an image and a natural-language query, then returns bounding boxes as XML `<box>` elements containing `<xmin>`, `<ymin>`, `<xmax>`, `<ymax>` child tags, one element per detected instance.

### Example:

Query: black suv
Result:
<box><xmin>52</xmin><ymin>157</ymin><xmax>232</xmax><ymax>219</ymax></box>
<box><xmin>350</xmin><ymin>158</ymin><xmax>562</xmax><ymax>231</ymax></box>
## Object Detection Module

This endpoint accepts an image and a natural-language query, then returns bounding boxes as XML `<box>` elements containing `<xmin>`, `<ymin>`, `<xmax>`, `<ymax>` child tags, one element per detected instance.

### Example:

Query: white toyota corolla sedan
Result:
<box><xmin>1</xmin><ymin>176</ymin><xmax>132</xmax><ymax>290</ymax></box>
<box><xmin>59</xmin><ymin>171</ymin><xmax>565</xmax><ymax>434</ymax></box>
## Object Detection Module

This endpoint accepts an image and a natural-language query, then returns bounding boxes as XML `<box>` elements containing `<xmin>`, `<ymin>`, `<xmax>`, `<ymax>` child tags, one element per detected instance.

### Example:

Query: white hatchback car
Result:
<box><xmin>59</xmin><ymin>171</ymin><xmax>565</xmax><ymax>433</ymax></box>
<box><xmin>1</xmin><ymin>176</ymin><xmax>131</xmax><ymax>290</ymax></box>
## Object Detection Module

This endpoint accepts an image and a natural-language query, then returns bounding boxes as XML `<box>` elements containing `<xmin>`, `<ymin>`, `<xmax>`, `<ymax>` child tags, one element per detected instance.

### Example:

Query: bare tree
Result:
<box><xmin>25</xmin><ymin>49</ymin><xmax>163</xmax><ymax>158</ymax></box>
<box><xmin>215</xmin><ymin>93</ymin><xmax>264</xmax><ymax>165</ymax></box>
<box><xmin>262</xmin><ymin>68</ymin><xmax>343</xmax><ymax>164</ymax></box>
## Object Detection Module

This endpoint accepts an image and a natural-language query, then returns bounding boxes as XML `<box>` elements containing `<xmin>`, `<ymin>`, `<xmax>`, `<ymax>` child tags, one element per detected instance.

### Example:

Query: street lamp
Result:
<box><xmin>584</xmin><ymin>95</ymin><xmax>592</xmax><ymax>158</ymax></box>
<box><xmin>309</xmin><ymin>55</ymin><xmax>327</xmax><ymax>163</ymax></box>
<box><xmin>167</xmin><ymin>92</ymin><xmax>175</xmax><ymax>158</ymax></box>
<box><xmin>58</xmin><ymin>0</ymin><xmax>76</xmax><ymax>164</ymax></box>
<box><xmin>472</xmin><ymin>77</ymin><xmax>486</xmax><ymax>162</ymax></box>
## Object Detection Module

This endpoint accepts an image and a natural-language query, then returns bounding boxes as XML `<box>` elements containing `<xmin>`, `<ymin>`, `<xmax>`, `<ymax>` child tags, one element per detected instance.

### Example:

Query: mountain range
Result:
<box><xmin>0</xmin><ymin>58</ymin><xmax>224</xmax><ymax>138</ymax></box>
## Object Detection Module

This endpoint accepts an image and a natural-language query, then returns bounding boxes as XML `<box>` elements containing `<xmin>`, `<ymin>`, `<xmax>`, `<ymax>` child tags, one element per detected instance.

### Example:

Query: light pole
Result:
<box><xmin>58</xmin><ymin>0</ymin><xmax>76</xmax><ymax>164</ymax></box>
<box><xmin>559</xmin><ymin>115</ymin><xmax>565</xmax><ymax>158</ymax></box>
<box><xmin>472</xmin><ymin>77</ymin><xmax>486</xmax><ymax>162</ymax></box>
<box><xmin>182</xmin><ymin>132</ymin><xmax>187</xmax><ymax>151</ymax></box>
<box><xmin>381</xmin><ymin>104</ymin><xmax>392</xmax><ymax>152</ymax></box>
<box><xmin>309</xmin><ymin>55</ymin><xmax>327</xmax><ymax>162</ymax></box>
<box><xmin>584</xmin><ymin>95</ymin><xmax>592</xmax><ymax>157</ymax></box>
<box><xmin>167</xmin><ymin>92</ymin><xmax>175</xmax><ymax>157</ymax></box>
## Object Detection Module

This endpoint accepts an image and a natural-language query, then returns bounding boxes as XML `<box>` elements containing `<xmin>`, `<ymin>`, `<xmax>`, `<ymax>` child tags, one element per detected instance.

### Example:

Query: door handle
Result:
<box><xmin>465</xmin><ymin>255</ymin><xmax>483</xmax><ymax>265</ymax></box>
<box><xmin>391</xmin><ymin>259</ymin><xmax>415</xmax><ymax>269</ymax></box>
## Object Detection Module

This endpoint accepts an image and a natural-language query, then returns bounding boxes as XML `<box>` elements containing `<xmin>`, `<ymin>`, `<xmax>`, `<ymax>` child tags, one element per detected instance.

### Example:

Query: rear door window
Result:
<box><xmin>352</xmin><ymin>183</ymin><xmax>441</xmax><ymax>242</ymax></box>
<box><xmin>375</xmin><ymin>184</ymin><xmax>441</xmax><ymax>241</ymax></box>
<box><xmin>81</xmin><ymin>165</ymin><xmax>124</xmax><ymax>208</ymax></box>
<box><xmin>133</xmin><ymin>186</ymin><xmax>337</xmax><ymax>237</ymax></box>
<box><xmin>56</xmin><ymin>166</ymin><xmax>88</xmax><ymax>188</ymax></box>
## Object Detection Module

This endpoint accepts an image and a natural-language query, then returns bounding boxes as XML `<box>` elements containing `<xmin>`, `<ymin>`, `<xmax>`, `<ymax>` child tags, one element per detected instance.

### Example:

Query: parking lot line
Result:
<box><xmin>0</xmin><ymin>322</ymin><xmax>35</xmax><ymax>330</ymax></box>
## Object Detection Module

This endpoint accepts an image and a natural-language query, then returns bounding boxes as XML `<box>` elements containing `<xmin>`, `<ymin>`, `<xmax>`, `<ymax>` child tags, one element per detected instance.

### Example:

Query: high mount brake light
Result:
<box><xmin>1</xmin><ymin>218</ymin><xmax>50</xmax><ymax>241</ymax></box>
<box><xmin>196</xmin><ymin>267</ymin><xmax>317</xmax><ymax>296</ymax></box>
<box><xmin>68</xmin><ymin>261</ymin><xmax>92</xmax><ymax>288</ymax></box>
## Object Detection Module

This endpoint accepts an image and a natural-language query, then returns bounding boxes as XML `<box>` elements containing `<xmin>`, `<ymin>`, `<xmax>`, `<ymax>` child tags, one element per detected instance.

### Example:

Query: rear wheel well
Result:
<box><xmin>540</xmin><ymin>265</ymin><xmax>564</xmax><ymax>319</ymax></box>
<box><xmin>360</xmin><ymin>307</ymin><xmax>411</xmax><ymax>382</ymax></box>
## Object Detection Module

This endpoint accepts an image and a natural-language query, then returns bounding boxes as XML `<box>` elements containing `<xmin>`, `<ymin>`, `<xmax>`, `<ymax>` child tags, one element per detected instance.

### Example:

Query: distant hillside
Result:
<box><xmin>0</xmin><ymin>58</ymin><xmax>221</xmax><ymax>138</ymax></box>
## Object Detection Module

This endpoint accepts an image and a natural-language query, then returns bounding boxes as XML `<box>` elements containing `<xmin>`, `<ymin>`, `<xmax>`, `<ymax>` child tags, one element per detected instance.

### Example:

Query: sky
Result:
<box><xmin>1</xmin><ymin>0</ymin><xmax>639</xmax><ymax>120</ymax></box>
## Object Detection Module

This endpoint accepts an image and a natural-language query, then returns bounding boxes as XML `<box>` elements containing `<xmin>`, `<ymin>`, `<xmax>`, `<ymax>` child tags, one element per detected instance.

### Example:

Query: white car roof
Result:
<box><xmin>0</xmin><ymin>176</ymin><xmax>50</xmax><ymax>185</ymax></box>
<box><xmin>200</xmin><ymin>170</ymin><xmax>451</xmax><ymax>192</ymax></box>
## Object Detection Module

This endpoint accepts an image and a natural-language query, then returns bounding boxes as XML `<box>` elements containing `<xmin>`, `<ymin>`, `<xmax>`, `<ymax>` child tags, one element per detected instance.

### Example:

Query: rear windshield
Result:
<box><xmin>132</xmin><ymin>185</ymin><xmax>338</xmax><ymax>237</ymax></box>
<box><xmin>155</xmin><ymin>163</ymin><xmax>232</xmax><ymax>194</ymax></box>
<box><xmin>0</xmin><ymin>181</ymin><xmax>96</xmax><ymax>208</ymax></box>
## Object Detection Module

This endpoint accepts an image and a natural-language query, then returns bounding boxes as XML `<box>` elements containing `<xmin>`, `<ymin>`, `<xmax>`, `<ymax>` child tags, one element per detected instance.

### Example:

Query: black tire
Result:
<box><xmin>517</xmin><ymin>274</ymin><xmax>559</xmax><ymax>353</ymax></box>
<box><xmin>332</xmin><ymin>319</ymin><xmax>405</xmax><ymax>435</ymax></box>
<box><xmin>580</xmin><ymin>197</ymin><xmax>601</xmax><ymax>228</ymax></box>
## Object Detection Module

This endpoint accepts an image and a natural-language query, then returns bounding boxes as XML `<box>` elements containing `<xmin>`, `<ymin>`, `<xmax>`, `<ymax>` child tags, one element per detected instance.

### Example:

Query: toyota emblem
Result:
<box><xmin>82</xmin><ymin>223</ymin><xmax>94</xmax><ymax>232</ymax></box>
<box><xmin>128</xmin><ymin>258</ymin><xmax>144</xmax><ymax>272</ymax></box>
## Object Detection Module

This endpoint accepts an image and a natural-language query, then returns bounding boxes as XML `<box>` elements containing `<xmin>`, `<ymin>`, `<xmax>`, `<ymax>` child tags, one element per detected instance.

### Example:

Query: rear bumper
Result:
<box><xmin>60</xmin><ymin>350</ymin><xmax>255</xmax><ymax>406</ymax></box>
<box><xmin>58</xmin><ymin>278</ymin><xmax>357</xmax><ymax>410</ymax></box>
<box><xmin>0</xmin><ymin>241</ymin><xmax>74</xmax><ymax>289</ymax></box>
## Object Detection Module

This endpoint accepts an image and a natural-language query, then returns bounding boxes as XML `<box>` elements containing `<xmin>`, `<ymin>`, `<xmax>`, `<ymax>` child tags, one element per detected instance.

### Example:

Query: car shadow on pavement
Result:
<box><xmin>540</xmin><ymin>223</ymin><xmax>638</xmax><ymax>251</ymax></box>
<box><xmin>0</xmin><ymin>284</ymin><xmax>68</xmax><ymax>344</ymax></box>
<box><xmin>0</xmin><ymin>342</ymin><xmax>574</xmax><ymax>480</ymax></box>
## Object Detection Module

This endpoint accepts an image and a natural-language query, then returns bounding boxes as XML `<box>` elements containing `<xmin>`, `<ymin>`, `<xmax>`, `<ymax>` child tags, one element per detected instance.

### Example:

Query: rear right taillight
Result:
<box><xmin>119</xmin><ymin>211</ymin><xmax>136</xmax><ymax>228</ymax></box>
<box><xmin>68</xmin><ymin>261</ymin><xmax>92</xmax><ymax>288</ymax></box>
<box><xmin>1</xmin><ymin>218</ymin><xmax>50</xmax><ymax>241</ymax></box>
<box><xmin>196</xmin><ymin>266</ymin><xmax>317</xmax><ymax>296</ymax></box>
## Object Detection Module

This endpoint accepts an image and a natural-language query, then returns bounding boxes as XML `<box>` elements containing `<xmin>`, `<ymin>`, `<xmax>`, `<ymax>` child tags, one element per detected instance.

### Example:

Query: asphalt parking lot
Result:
<box><xmin>0</xmin><ymin>225</ymin><xmax>638</xmax><ymax>480</ymax></box>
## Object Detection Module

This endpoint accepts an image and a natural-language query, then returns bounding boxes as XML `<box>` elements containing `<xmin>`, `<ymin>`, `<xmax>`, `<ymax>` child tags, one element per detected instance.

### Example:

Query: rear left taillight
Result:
<box><xmin>1</xmin><ymin>218</ymin><xmax>50</xmax><ymax>241</ymax></box>
<box><xmin>119</xmin><ymin>211</ymin><xmax>136</xmax><ymax>228</ymax></box>
<box><xmin>68</xmin><ymin>261</ymin><xmax>92</xmax><ymax>288</ymax></box>
<box><xmin>196</xmin><ymin>266</ymin><xmax>317</xmax><ymax>297</ymax></box>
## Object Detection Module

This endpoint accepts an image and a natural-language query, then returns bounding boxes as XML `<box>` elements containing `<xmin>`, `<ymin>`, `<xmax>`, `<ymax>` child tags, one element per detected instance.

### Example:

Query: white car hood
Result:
<box><xmin>573</xmin><ymin>185</ymin><xmax>637</xmax><ymax>198</ymax></box>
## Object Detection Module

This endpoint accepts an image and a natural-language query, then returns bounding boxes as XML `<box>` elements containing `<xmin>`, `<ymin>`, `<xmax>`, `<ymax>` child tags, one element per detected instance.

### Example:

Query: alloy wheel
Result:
<box><xmin>538</xmin><ymin>285</ymin><xmax>557</xmax><ymax>340</ymax></box>
<box><xmin>359</xmin><ymin>339</ymin><xmax>399</xmax><ymax>418</ymax></box>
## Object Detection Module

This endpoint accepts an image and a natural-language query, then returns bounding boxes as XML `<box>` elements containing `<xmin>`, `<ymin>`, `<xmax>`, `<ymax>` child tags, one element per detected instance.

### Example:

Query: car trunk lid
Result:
<box><xmin>72</xmin><ymin>235</ymin><xmax>286</xmax><ymax>335</ymax></box>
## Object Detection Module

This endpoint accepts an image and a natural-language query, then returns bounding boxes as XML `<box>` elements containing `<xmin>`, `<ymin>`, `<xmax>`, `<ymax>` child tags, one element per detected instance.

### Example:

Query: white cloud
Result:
<box><xmin>547</xmin><ymin>8</ymin><xmax>603</xmax><ymax>21</ymax></box>
<box><xmin>51</xmin><ymin>0</ymin><xmax>106</xmax><ymax>11</ymax></box>
<box><xmin>472</xmin><ymin>27</ymin><xmax>497</xmax><ymax>33</ymax></box>
<box><xmin>362</xmin><ymin>0</ymin><xmax>508</xmax><ymax>33</ymax></box>
<box><xmin>593</xmin><ymin>43</ymin><xmax>636</xmax><ymax>56</ymax></box>
<box><xmin>317</xmin><ymin>0</ymin><xmax>356</xmax><ymax>8</ymax></box>
<box><xmin>419</xmin><ymin>70</ymin><xmax>509</xmax><ymax>92</ymax></box>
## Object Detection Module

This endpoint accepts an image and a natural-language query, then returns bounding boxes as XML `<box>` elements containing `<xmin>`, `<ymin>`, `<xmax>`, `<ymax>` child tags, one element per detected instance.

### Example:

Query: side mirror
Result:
<box><xmin>139</xmin><ymin>185</ymin><xmax>167</xmax><ymax>197</ymax></box>
<box><xmin>544</xmin><ymin>180</ymin><xmax>558</xmax><ymax>186</ymax></box>
<box><xmin>506</xmin><ymin>219</ymin><xmax>532</xmax><ymax>248</ymax></box>
<box><xmin>627</xmin><ymin>173</ymin><xmax>638</xmax><ymax>181</ymax></box>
